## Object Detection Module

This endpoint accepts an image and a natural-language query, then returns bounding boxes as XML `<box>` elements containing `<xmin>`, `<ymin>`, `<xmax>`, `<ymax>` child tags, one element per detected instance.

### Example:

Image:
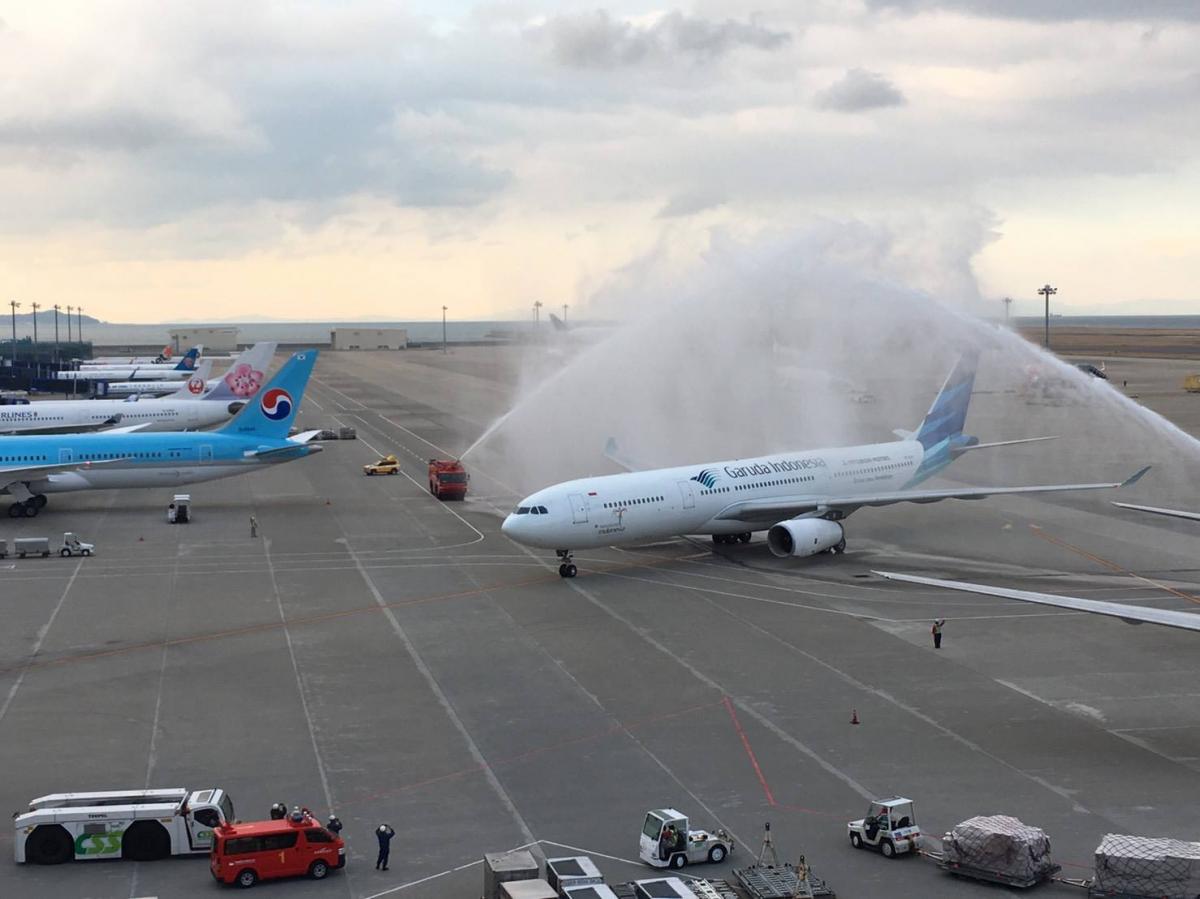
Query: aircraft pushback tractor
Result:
<box><xmin>0</xmin><ymin>350</ymin><xmax>322</xmax><ymax>518</ymax></box>
<box><xmin>501</xmin><ymin>354</ymin><xmax>1148</xmax><ymax>577</ymax></box>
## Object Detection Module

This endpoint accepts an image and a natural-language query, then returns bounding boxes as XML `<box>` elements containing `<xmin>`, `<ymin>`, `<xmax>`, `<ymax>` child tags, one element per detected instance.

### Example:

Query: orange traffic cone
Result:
<box><xmin>850</xmin><ymin>709</ymin><xmax>860</xmax><ymax>725</ymax></box>
<box><xmin>138</xmin><ymin>536</ymin><xmax>144</xmax><ymax>542</ymax></box>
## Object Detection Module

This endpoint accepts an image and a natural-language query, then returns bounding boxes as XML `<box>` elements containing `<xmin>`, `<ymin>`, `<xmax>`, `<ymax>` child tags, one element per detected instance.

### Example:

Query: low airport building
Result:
<box><xmin>168</xmin><ymin>326</ymin><xmax>240</xmax><ymax>353</ymax></box>
<box><xmin>330</xmin><ymin>328</ymin><xmax>408</xmax><ymax>350</ymax></box>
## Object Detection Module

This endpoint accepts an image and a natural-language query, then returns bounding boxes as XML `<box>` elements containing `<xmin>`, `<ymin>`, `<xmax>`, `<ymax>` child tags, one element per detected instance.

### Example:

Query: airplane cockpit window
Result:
<box><xmin>515</xmin><ymin>506</ymin><xmax>530</xmax><ymax>514</ymax></box>
<box><xmin>537</xmin><ymin>506</ymin><xmax>548</xmax><ymax>514</ymax></box>
<box><xmin>530</xmin><ymin>507</ymin><xmax>540</xmax><ymax>515</ymax></box>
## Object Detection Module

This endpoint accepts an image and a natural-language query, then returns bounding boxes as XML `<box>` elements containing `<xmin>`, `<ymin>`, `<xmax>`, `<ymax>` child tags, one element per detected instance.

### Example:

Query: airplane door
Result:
<box><xmin>59</xmin><ymin>448</ymin><xmax>74</xmax><ymax>463</ymax></box>
<box><xmin>568</xmin><ymin>493</ymin><xmax>589</xmax><ymax>524</ymax></box>
<box><xmin>676</xmin><ymin>481</ymin><xmax>695</xmax><ymax>510</ymax></box>
<box><xmin>200</xmin><ymin>445</ymin><xmax>213</xmax><ymax>462</ymax></box>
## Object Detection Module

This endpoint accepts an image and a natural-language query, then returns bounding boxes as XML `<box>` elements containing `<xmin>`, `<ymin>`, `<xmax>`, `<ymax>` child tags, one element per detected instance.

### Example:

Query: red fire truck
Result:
<box><xmin>428</xmin><ymin>459</ymin><xmax>469</xmax><ymax>500</ymax></box>
<box><xmin>209</xmin><ymin>809</ymin><xmax>344</xmax><ymax>888</ymax></box>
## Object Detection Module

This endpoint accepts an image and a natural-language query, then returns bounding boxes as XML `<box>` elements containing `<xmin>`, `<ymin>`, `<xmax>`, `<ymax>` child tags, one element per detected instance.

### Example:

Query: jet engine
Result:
<box><xmin>766</xmin><ymin>518</ymin><xmax>844</xmax><ymax>558</ymax></box>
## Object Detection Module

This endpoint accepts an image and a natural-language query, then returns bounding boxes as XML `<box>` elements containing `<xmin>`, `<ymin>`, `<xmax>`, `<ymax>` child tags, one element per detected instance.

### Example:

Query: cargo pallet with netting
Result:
<box><xmin>733</xmin><ymin>822</ymin><xmax>836</xmax><ymax>898</ymax></box>
<box><xmin>934</xmin><ymin>856</ymin><xmax>1061</xmax><ymax>889</ymax></box>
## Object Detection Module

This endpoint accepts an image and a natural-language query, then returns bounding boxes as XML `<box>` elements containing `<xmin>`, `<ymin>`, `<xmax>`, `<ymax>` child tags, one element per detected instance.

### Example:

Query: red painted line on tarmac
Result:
<box><xmin>722</xmin><ymin>695</ymin><xmax>776</xmax><ymax>806</ymax></box>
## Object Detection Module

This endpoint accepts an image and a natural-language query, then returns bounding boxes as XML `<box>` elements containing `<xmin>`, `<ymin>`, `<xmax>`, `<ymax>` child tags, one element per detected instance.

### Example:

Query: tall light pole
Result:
<box><xmin>77</xmin><ymin>306</ymin><xmax>83</xmax><ymax>345</ymax></box>
<box><xmin>1002</xmin><ymin>296</ymin><xmax>1012</xmax><ymax>324</ymax></box>
<box><xmin>9</xmin><ymin>300</ymin><xmax>19</xmax><ymax>359</ymax></box>
<box><xmin>66</xmin><ymin>305</ymin><xmax>73</xmax><ymax>343</ymax></box>
<box><xmin>442</xmin><ymin>305</ymin><xmax>448</xmax><ymax>354</ymax></box>
<box><xmin>533</xmin><ymin>300</ymin><xmax>542</xmax><ymax>325</ymax></box>
<box><xmin>1037</xmin><ymin>284</ymin><xmax>1056</xmax><ymax>348</ymax></box>
<box><xmin>30</xmin><ymin>302</ymin><xmax>39</xmax><ymax>346</ymax></box>
<box><xmin>52</xmin><ymin>304</ymin><xmax>60</xmax><ymax>360</ymax></box>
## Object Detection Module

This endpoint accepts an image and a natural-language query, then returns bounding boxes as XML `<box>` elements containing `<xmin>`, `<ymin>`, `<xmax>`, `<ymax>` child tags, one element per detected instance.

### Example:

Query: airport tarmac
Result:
<box><xmin>2</xmin><ymin>347</ymin><xmax>1199</xmax><ymax>898</ymax></box>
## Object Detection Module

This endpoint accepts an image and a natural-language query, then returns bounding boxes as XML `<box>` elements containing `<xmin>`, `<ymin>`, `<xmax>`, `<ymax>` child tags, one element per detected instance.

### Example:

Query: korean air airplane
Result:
<box><xmin>501</xmin><ymin>355</ymin><xmax>1149</xmax><ymax>577</ymax></box>
<box><xmin>57</xmin><ymin>346</ymin><xmax>202</xmax><ymax>381</ymax></box>
<box><xmin>0</xmin><ymin>343</ymin><xmax>276</xmax><ymax>435</ymax></box>
<box><xmin>1</xmin><ymin>350</ymin><xmax>322</xmax><ymax>518</ymax></box>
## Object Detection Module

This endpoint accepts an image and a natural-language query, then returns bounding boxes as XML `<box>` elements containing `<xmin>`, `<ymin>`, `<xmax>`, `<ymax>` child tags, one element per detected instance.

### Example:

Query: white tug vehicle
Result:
<box><xmin>638</xmin><ymin>808</ymin><xmax>734</xmax><ymax>870</ymax></box>
<box><xmin>13</xmin><ymin>787</ymin><xmax>235</xmax><ymax>864</ymax></box>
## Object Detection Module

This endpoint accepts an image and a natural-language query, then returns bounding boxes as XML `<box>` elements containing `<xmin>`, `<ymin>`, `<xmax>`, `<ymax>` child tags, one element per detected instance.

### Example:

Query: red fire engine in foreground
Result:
<box><xmin>428</xmin><ymin>459</ymin><xmax>469</xmax><ymax>500</ymax></box>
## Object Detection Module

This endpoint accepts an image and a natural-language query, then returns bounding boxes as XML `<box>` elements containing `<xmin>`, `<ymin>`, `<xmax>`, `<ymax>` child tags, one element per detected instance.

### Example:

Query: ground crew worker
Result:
<box><xmin>249</xmin><ymin>515</ymin><xmax>258</xmax><ymax>538</ymax></box>
<box><xmin>269</xmin><ymin>802</ymin><xmax>286</xmax><ymax>820</ymax></box>
<box><xmin>376</xmin><ymin>824</ymin><xmax>395</xmax><ymax>870</ymax></box>
<box><xmin>932</xmin><ymin>618</ymin><xmax>945</xmax><ymax>649</ymax></box>
<box><xmin>327</xmin><ymin>815</ymin><xmax>343</xmax><ymax>836</ymax></box>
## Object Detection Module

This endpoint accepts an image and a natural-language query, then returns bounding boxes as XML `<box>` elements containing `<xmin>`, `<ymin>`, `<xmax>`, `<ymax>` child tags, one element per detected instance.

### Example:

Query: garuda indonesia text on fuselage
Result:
<box><xmin>0</xmin><ymin>350</ymin><xmax>322</xmax><ymax>519</ymax></box>
<box><xmin>501</xmin><ymin>355</ymin><xmax>1148</xmax><ymax>578</ymax></box>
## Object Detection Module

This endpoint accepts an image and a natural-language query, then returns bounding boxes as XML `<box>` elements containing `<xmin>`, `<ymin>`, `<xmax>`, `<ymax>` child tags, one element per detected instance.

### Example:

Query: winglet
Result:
<box><xmin>603</xmin><ymin>437</ymin><xmax>639</xmax><ymax>472</ymax></box>
<box><xmin>1121</xmin><ymin>465</ymin><xmax>1152</xmax><ymax>488</ymax></box>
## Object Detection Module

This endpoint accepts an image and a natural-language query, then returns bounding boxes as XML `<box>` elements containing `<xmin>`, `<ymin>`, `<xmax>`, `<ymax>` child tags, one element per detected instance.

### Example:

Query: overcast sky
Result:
<box><xmin>0</xmin><ymin>0</ymin><xmax>1197</xmax><ymax>321</ymax></box>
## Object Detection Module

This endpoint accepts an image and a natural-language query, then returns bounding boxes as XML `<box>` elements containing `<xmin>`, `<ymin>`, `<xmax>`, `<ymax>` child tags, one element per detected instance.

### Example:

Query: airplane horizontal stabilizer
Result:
<box><xmin>873</xmin><ymin>570</ymin><xmax>1200</xmax><ymax>633</ymax></box>
<box><xmin>956</xmin><ymin>435</ymin><xmax>1059</xmax><ymax>451</ymax></box>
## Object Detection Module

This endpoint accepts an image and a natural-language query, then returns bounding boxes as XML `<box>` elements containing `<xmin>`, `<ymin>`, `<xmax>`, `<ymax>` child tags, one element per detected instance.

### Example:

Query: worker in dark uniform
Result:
<box><xmin>326</xmin><ymin>815</ymin><xmax>343</xmax><ymax>837</ymax></box>
<box><xmin>658</xmin><ymin>824</ymin><xmax>674</xmax><ymax>862</ymax></box>
<box><xmin>376</xmin><ymin>823</ymin><xmax>395</xmax><ymax>870</ymax></box>
<box><xmin>269</xmin><ymin>802</ymin><xmax>286</xmax><ymax>820</ymax></box>
<box><xmin>932</xmin><ymin>618</ymin><xmax>945</xmax><ymax>649</ymax></box>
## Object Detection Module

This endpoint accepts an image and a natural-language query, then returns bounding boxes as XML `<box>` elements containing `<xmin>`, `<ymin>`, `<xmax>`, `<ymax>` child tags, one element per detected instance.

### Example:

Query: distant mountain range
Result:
<box><xmin>9</xmin><ymin>310</ymin><xmax>102</xmax><ymax>325</ymax></box>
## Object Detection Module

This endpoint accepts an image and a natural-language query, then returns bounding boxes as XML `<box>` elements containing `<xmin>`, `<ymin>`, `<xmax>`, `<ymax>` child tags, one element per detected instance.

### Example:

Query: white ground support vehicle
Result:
<box><xmin>59</xmin><ymin>533</ymin><xmax>94</xmax><ymax>557</ymax></box>
<box><xmin>847</xmin><ymin>797</ymin><xmax>920</xmax><ymax>858</ymax></box>
<box><xmin>639</xmin><ymin>808</ymin><xmax>734</xmax><ymax>870</ymax></box>
<box><xmin>13</xmin><ymin>787</ymin><xmax>235</xmax><ymax>864</ymax></box>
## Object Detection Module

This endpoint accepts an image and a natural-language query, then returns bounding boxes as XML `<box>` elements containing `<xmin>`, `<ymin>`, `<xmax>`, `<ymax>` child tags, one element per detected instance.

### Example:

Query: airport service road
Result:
<box><xmin>0</xmin><ymin>348</ymin><xmax>1199</xmax><ymax>899</ymax></box>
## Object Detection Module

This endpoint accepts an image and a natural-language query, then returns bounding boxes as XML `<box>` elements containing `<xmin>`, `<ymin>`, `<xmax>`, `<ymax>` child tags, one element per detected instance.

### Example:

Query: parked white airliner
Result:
<box><xmin>0</xmin><ymin>344</ymin><xmax>275</xmax><ymax>435</ymax></box>
<box><xmin>501</xmin><ymin>355</ymin><xmax>1149</xmax><ymax>577</ymax></box>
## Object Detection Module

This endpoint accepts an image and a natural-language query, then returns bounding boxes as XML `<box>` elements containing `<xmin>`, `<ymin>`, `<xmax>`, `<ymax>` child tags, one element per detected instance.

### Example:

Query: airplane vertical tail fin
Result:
<box><xmin>914</xmin><ymin>353</ymin><xmax>978</xmax><ymax>451</ymax></box>
<box><xmin>165</xmin><ymin>360</ymin><xmax>214</xmax><ymax>398</ymax></box>
<box><xmin>218</xmin><ymin>350</ymin><xmax>317</xmax><ymax>439</ymax></box>
<box><xmin>200</xmin><ymin>342</ymin><xmax>277</xmax><ymax>402</ymax></box>
<box><xmin>549</xmin><ymin>313</ymin><xmax>569</xmax><ymax>332</ymax></box>
<box><xmin>172</xmin><ymin>346</ymin><xmax>202</xmax><ymax>371</ymax></box>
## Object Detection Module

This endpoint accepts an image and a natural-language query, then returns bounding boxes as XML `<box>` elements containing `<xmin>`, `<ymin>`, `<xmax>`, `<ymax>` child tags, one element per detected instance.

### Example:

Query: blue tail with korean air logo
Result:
<box><xmin>908</xmin><ymin>353</ymin><xmax>979</xmax><ymax>485</ymax></box>
<box><xmin>172</xmin><ymin>346</ymin><xmax>202</xmax><ymax>371</ymax></box>
<box><xmin>218</xmin><ymin>350</ymin><xmax>318</xmax><ymax>439</ymax></box>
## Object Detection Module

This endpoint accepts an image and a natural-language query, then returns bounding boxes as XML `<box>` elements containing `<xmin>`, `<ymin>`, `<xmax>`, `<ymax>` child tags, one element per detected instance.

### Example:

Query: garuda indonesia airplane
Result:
<box><xmin>1</xmin><ymin>350</ymin><xmax>322</xmax><ymax>518</ymax></box>
<box><xmin>502</xmin><ymin>355</ymin><xmax>1148</xmax><ymax>577</ymax></box>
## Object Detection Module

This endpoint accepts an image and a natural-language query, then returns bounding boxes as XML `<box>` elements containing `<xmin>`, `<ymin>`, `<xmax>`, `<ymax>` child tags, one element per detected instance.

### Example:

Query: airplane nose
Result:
<box><xmin>501</xmin><ymin>514</ymin><xmax>518</xmax><ymax>538</ymax></box>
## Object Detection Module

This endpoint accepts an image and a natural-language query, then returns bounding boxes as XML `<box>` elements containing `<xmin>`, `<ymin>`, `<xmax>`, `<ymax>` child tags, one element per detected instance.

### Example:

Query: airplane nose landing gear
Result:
<box><xmin>556</xmin><ymin>549</ymin><xmax>577</xmax><ymax>578</ymax></box>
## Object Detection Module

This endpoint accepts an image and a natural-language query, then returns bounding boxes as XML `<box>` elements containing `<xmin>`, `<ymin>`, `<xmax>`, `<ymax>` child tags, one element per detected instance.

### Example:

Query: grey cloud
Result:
<box><xmin>540</xmin><ymin>10</ymin><xmax>789</xmax><ymax>69</ymax></box>
<box><xmin>656</xmin><ymin>190</ymin><xmax>725</xmax><ymax>218</ymax></box>
<box><xmin>815</xmin><ymin>69</ymin><xmax>906</xmax><ymax>112</ymax></box>
<box><xmin>865</xmin><ymin>1</ymin><xmax>1200</xmax><ymax>21</ymax></box>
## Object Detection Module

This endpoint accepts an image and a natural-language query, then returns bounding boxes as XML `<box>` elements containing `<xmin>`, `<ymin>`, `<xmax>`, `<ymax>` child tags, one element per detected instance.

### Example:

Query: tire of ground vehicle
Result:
<box><xmin>708</xmin><ymin>844</ymin><xmax>727</xmax><ymax>863</ymax></box>
<box><xmin>309</xmin><ymin>859</ymin><xmax>329</xmax><ymax>880</ymax></box>
<box><xmin>122</xmin><ymin>820</ymin><xmax>171</xmax><ymax>861</ymax></box>
<box><xmin>670</xmin><ymin>853</ymin><xmax>686</xmax><ymax>869</ymax></box>
<box><xmin>849</xmin><ymin>833</ymin><xmax>863</xmax><ymax>849</ymax></box>
<box><xmin>880</xmin><ymin>838</ymin><xmax>895</xmax><ymax>858</ymax></box>
<box><xmin>60</xmin><ymin>548</ymin><xmax>71</xmax><ymax>557</ymax></box>
<box><xmin>237</xmin><ymin>868</ymin><xmax>258</xmax><ymax>888</ymax></box>
<box><xmin>26</xmin><ymin>824</ymin><xmax>73</xmax><ymax>864</ymax></box>
<box><xmin>82</xmin><ymin>549</ymin><xmax>91</xmax><ymax>557</ymax></box>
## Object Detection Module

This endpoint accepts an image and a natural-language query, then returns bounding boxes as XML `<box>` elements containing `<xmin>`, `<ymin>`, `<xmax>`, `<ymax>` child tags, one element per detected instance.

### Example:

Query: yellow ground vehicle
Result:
<box><xmin>363</xmin><ymin>454</ymin><xmax>400</xmax><ymax>476</ymax></box>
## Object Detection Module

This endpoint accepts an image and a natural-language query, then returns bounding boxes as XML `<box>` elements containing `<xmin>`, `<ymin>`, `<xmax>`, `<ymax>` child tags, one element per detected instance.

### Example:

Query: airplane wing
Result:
<box><xmin>873</xmin><ymin>571</ymin><xmax>1200</xmax><ymax>633</ymax></box>
<box><xmin>0</xmin><ymin>419</ymin><xmax>121</xmax><ymax>436</ymax></box>
<box><xmin>1112</xmin><ymin>501</ymin><xmax>1200</xmax><ymax>523</ymax></box>
<box><xmin>247</xmin><ymin>444</ymin><xmax>324</xmax><ymax>460</ymax></box>
<box><xmin>714</xmin><ymin>466</ymin><xmax>1150</xmax><ymax>524</ymax></box>
<box><xmin>100</xmin><ymin>422</ymin><xmax>153</xmax><ymax>434</ymax></box>
<box><xmin>955</xmin><ymin>435</ymin><xmax>1059</xmax><ymax>452</ymax></box>
<box><xmin>287</xmin><ymin>430</ymin><xmax>324</xmax><ymax>444</ymax></box>
<box><xmin>0</xmin><ymin>458</ymin><xmax>127</xmax><ymax>489</ymax></box>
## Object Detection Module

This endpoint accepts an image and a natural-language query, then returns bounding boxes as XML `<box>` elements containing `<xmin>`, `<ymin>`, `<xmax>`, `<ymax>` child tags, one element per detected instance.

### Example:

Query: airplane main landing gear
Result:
<box><xmin>8</xmin><ymin>496</ymin><xmax>44</xmax><ymax>518</ymax></box>
<box><xmin>556</xmin><ymin>550</ymin><xmax>577</xmax><ymax>579</ymax></box>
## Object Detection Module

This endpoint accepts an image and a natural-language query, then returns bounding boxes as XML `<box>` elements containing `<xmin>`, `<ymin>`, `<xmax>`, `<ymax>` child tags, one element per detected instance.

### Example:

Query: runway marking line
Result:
<box><xmin>722</xmin><ymin>695</ymin><xmax>777</xmax><ymax>806</ymax></box>
<box><xmin>1030</xmin><ymin>524</ymin><xmax>1200</xmax><ymax>607</ymax></box>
